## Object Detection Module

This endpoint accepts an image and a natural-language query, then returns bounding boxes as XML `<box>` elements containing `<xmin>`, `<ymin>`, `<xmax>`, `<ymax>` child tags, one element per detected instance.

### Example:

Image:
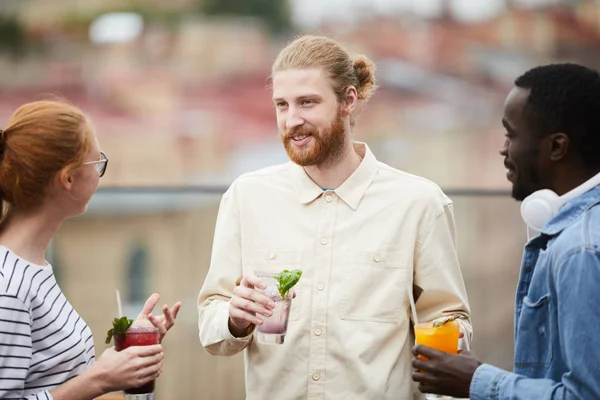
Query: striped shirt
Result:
<box><xmin>0</xmin><ymin>246</ymin><xmax>95</xmax><ymax>399</ymax></box>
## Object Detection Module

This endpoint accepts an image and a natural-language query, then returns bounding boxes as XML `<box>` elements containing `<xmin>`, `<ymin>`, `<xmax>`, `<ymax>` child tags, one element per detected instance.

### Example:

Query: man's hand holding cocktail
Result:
<box><xmin>228</xmin><ymin>275</ymin><xmax>276</xmax><ymax>337</ymax></box>
<box><xmin>411</xmin><ymin>345</ymin><xmax>482</xmax><ymax>398</ymax></box>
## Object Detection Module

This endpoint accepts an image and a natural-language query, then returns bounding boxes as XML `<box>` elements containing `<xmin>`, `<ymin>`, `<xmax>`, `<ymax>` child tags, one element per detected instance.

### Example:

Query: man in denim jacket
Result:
<box><xmin>411</xmin><ymin>63</ymin><xmax>600</xmax><ymax>399</ymax></box>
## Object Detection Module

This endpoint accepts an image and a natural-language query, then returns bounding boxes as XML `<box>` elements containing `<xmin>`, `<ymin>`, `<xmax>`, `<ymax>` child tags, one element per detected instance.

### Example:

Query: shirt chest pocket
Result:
<box><xmin>340</xmin><ymin>250</ymin><xmax>409</xmax><ymax>323</ymax></box>
<box><xmin>246</xmin><ymin>249</ymin><xmax>303</xmax><ymax>322</ymax></box>
<box><xmin>514</xmin><ymin>294</ymin><xmax>553</xmax><ymax>374</ymax></box>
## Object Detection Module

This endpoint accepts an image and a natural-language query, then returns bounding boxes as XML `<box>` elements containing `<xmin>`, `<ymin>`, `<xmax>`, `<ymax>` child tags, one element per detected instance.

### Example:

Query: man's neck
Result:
<box><xmin>553</xmin><ymin>165</ymin><xmax>600</xmax><ymax>196</ymax></box>
<box><xmin>303</xmin><ymin>143</ymin><xmax>362</xmax><ymax>190</ymax></box>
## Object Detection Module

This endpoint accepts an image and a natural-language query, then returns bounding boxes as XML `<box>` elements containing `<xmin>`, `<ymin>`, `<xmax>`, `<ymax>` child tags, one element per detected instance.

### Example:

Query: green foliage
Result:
<box><xmin>200</xmin><ymin>0</ymin><xmax>292</xmax><ymax>34</ymax></box>
<box><xmin>0</xmin><ymin>15</ymin><xmax>25</xmax><ymax>57</ymax></box>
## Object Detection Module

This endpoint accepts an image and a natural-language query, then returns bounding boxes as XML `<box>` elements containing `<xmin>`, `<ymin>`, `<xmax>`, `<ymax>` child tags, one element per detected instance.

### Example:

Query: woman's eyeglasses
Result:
<box><xmin>83</xmin><ymin>151</ymin><xmax>109</xmax><ymax>177</ymax></box>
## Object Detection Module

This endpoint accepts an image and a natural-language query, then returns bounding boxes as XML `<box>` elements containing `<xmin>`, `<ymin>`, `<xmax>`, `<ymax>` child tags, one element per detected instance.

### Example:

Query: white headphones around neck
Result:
<box><xmin>520</xmin><ymin>171</ymin><xmax>600</xmax><ymax>232</ymax></box>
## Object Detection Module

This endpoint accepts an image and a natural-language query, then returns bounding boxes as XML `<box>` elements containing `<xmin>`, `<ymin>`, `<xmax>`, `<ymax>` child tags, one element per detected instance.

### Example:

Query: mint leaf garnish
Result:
<box><xmin>432</xmin><ymin>315</ymin><xmax>465</xmax><ymax>328</ymax></box>
<box><xmin>275</xmin><ymin>269</ymin><xmax>302</xmax><ymax>300</ymax></box>
<box><xmin>105</xmin><ymin>316</ymin><xmax>133</xmax><ymax>344</ymax></box>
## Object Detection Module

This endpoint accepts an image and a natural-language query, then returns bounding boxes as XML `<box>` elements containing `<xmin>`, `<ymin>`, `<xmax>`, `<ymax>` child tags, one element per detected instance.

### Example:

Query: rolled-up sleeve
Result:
<box><xmin>413</xmin><ymin>201</ymin><xmax>473</xmax><ymax>348</ymax></box>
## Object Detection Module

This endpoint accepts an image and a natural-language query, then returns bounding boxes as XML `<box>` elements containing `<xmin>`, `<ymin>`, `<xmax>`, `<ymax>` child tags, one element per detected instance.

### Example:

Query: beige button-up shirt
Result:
<box><xmin>198</xmin><ymin>142</ymin><xmax>472</xmax><ymax>400</ymax></box>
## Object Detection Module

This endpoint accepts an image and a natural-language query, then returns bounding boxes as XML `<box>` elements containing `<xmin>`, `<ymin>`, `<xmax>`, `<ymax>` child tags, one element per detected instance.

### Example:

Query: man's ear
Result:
<box><xmin>340</xmin><ymin>86</ymin><xmax>358</xmax><ymax>116</ymax></box>
<box><xmin>548</xmin><ymin>132</ymin><xmax>569</xmax><ymax>162</ymax></box>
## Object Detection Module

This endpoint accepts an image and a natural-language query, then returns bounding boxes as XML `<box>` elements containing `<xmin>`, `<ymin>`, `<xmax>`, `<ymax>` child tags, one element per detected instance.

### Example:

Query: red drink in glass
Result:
<box><xmin>114</xmin><ymin>326</ymin><xmax>159</xmax><ymax>398</ymax></box>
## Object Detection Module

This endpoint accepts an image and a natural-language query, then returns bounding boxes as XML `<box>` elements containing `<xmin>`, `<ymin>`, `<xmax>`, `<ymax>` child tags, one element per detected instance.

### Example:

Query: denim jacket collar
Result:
<box><xmin>541</xmin><ymin>185</ymin><xmax>600</xmax><ymax>237</ymax></box>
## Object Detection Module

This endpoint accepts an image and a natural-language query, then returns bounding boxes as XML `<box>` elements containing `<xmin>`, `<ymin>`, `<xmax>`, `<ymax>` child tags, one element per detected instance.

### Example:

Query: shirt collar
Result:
<box><xmin>289</xmin><ymin>142</ymin><xmax>379</xmax><ymax>210</ymax></box>
<box><xmin>541</xmin><ymin>184</ymin><xmax>600</xmax><ymax>236</ymax></box>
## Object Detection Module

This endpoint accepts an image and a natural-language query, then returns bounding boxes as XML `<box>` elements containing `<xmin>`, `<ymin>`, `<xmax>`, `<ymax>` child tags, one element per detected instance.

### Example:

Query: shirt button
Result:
<box><xmin>312</xmin><ymin>372</ymin><xmax>321</xmax><ymax>381</ymax></box>
<box><xmin>325</xmin><ymin>195</ymin><xmax>332</xmax><ymax>203</ymax></box>
<box><xmin>314</xmin><ymin>328</ymin><xmax>323</xmax><ymax>336</ymax></box>
<box><xmin>374</xmin><ymin>254</ymin><xmax>382</xmax><ymax>262</ymax></box>
<box><xmin>320</xmin><ymin>238</ymin><xmax>328</xmax><ymax>245</ymax></box>
<box><xmin>268</xmin><ymin>252</ymin><xmax>275</xmax><ymax>259</ymax></box>
<box><xmin>317</xmin><ymin>283</ymin><xmax>325</xmax><ymax>291</ymax></box>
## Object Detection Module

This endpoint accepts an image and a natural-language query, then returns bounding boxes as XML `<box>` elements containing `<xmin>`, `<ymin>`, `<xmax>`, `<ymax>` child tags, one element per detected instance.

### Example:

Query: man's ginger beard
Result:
<box><xmin>281</xmin><ymin>107</ymin><xmax>348</xmax><ymax>167</ymax></box>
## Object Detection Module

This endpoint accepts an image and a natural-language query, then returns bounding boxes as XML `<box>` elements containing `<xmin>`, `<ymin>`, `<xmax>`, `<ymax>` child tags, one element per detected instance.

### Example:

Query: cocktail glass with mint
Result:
<box><xmin>106</xmin><ymin>317</ymin><xmax>159</xmax><ymax>399</ymax></box>
<box><xmin>254</xmin><ymin>269</ymin><xmax>302</xmax><ymax>344</ymax></box>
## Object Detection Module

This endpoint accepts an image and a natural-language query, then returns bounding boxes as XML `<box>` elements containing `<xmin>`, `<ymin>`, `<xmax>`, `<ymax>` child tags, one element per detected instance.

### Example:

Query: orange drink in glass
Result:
<box><xmin>414</xmin><ymin>320</ymin><xmax>460</xmax><ymax>355</ymax></box>
<box><xmin>414</xmin><ymin>320</ymin><xmax>460</xmax><ymax>400</ymax></box>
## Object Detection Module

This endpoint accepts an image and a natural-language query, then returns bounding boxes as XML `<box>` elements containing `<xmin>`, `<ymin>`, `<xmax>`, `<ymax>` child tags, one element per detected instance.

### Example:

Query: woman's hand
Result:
<box><xmin>136</xmin><ymin>293</ymin><xmax>182</xmax><ymax>343</ymax></box>
<box><xmin>93</xmin><ymin>345</ymin><xmax>164</xmax><ymax>392</ymax></box>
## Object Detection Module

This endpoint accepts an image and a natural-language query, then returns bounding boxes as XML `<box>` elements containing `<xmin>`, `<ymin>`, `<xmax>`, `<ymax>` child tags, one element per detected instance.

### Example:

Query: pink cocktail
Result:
<box><xmin>255</xmin><ymin>271</ymin><xmax>293</xmax><ymax>344</ymax></box>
